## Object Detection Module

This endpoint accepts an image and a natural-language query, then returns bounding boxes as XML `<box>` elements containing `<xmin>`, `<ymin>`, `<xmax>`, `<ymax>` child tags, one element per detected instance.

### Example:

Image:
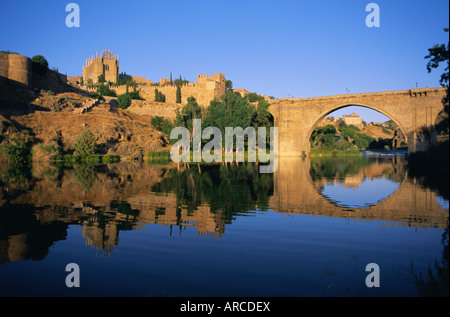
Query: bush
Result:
<box><xmin>151</xmin><ymin>116</ymin><xmax>164</xmax><ymax>130</ymax></box>
<box><xmin>128</xmin><ymin>91</ymin><xmax>142</xmax><ymax>100</ymax></box>
<box><xmin>151</xmin><ymin>116</ymin><xmax>173</xmax><ymax>135</ymax></box>
<box><xmin>90</xmin><ymin>92</ymin><xmax>101</xmax><ymax>99</ymax></box>
<box><xmin>0</xmin><ymin>144</ymin><xmax>31</xmax><ymax>165</ymax></box>
<box><xmin>382</xmin><ymin>127</ymin><xmax>392</xmax><ymax>134</ymax></box>
<box><xmin>0</xmin><ymin>144</ymin><xmax>32</xmax><ymax>179</ymax></box>
<box><xmin>74</xmin><ymin>129</ymin><xmax>97</xmax><ymax>155</ymax></box>
<box><xmin>96</xmin><ymin>84</ymin><xmax>116</xmax><ymax>97</ymax></box>
<box><xmin>335</xmin><ymin>138</ymin><xmax>352</xmax><ymax>150</ymax></box>
<box><xmin>118</xmin><ymin>93</ymin><xmax>132</xmax><ymax>109</ymax></box>
<box><xmin>354</xmin><ymin>133</ymin><xmax>376</xmax><ymax>150</ymax></box>
<box><xmin>161</xmin><ymin>119</ymin><xmax>173</xmax><ymax>135</ymax></box>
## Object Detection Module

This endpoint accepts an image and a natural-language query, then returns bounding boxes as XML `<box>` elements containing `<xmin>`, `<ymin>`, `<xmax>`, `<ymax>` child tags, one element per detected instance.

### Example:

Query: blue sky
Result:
<box><xmin>1</xmin><ymin>0</ymin><xmax>448</xmax><ymax>122</ymax></box>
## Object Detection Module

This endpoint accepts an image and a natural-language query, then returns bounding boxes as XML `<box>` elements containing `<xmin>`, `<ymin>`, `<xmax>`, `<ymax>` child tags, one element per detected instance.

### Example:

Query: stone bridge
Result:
<box><xmin>269</xmin><ymin>87</ymin><xmax>446</xmax><ymax>156</ymax></box>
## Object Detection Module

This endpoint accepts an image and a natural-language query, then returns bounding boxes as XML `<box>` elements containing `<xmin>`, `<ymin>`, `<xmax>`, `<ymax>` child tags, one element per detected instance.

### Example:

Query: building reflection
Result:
<box><xmin>0</xmin><ymin>156</ymin><xmax>448</xmax><ymax>262</ymax></box>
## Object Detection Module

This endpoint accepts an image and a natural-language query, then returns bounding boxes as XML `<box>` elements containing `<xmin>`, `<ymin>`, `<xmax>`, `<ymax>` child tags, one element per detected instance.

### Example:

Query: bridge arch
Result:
<box><xmin>305</xmin><ymin>103</ymin><xmax>409</xmax><ymax>149</ymax></box>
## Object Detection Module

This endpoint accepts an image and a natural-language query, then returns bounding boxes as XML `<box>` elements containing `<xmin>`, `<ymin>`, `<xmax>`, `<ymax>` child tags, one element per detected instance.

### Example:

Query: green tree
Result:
<box><xmin>253</xmin><ymin>99</ymin><xmax>272</xmax><ymax>128</ymax></box>
<box><xmin>225</xmin><ymin>80</ymin><xmax>233</xmax><ymax>91</ymax></box>
<box><xmin>161</xmin><ymin>118</ymin><xmax>173</xmax><ymax>135</ymax></box>
<box><xmin>425</xmin><ymin>27</ymin><xmax>449</xmax><ymax>128</ymax></box>
<box><xmin>425</xmin><ymin>28</ymin><xmax>449</xmax><ymax>90</ymax></box>
<box><xmin>74</xmin><ymin>164</ymin><xmax>96</xmax><ymax>191</ymax></box>
<box><xmin>203</xmin><ymin>92</ymin><xmax>253</xmax><ymax>134</ymax></box>
<box><xmin>323</xmin><ymin>133</ymin><xmax>336</xmax><ymax>149</ymax></box>
<box><xmin>339</xmin><ymin>122</ymin><xmax>359</xmax><ymax>140</ymax></box>
<box><xmin>98</xmin><ymin>74</ymin><xmax>106</xmax><ymax>84</ymax></box>
<box><xmin>203</xmin><ymin>91</ymin><xmax>272</xmax><ymax>134</ymax></box>
<box><xmin>175</xmin><ymin>96</ymin><xmax>202</xmax><ymax>131</ymax></box>
<box><xmin>116</xmin><ymin>72</ymin><xmax>134</xmax><ymax>85</ymax></box>
<box><xmin>176</xmin><ymin>85</ymin><xmax>182</xmax><ymax>103</ymax></box>
<box><xmin>310</xmin><ymin>124</ymin><xmax>337</xmax><ymax>148</ymax></box>
<box><xmin>74</xmin><ymin>129</ymin><xmax>97</xmax><ymax>156</ymax></box>
<box><xmin>31</xmin><ymin>54</ymin><xmax>48</xmax><ymax>68</ymax></box>
<box><xmin>154</xmin><ymin>89</ymin><xmax>165</xmax><ymax>102</ymax></box>
<box><xmin>31</xmin><ymin>55</ymin><xmax>49</xmax><ymax>75</ymax></box>
<box><xmin>128</xmin><ymin>91</ymin><xmax>142</xmax><ymax>100</ymax></box>
<box><xmin>246</xmin><ymin>92</ymin><xmax>265</xmax><ymax>102</ymax></box>
<box><xmin>322</xmin><ymin>124</ymin><xmax>337</xmax><ymax>135</ymax></box>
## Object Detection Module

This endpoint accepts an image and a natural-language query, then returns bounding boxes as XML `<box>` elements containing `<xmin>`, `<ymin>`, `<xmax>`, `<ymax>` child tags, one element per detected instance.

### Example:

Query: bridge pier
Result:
<box><xmin>407</xmin><ymin>130</ymin><xmax>438</xmax><ymax>154</ymax></box>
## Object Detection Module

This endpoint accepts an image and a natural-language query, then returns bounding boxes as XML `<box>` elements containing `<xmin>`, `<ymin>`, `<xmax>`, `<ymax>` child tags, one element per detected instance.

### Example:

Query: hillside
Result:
<box><xmin>317</xmin><ymin>116</ymin><xmax>406</xmax><ymax>148</ymax></box>
<box><xmin>1</xmin><ymin>90</ymin><xmax>170</xmax><ymax>164</ymax></box>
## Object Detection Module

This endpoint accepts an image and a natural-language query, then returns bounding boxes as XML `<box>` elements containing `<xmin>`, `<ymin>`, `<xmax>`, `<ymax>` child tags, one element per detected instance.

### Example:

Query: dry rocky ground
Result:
<box><xmin>1</xmin><ymin>90</ymin><xmax>170</xmax><ymax>165</ymax></box>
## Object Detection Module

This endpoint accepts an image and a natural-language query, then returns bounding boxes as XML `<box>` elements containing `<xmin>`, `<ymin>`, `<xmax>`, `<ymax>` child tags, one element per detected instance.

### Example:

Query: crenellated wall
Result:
<box><xmin>82</xmin><ymin>50</ymin><xmax>119</xmax><ymax>84</ymax></box>
<box><xmin>83</xmin><ymin>72</ymin><xmax>226</xmax><ymax>108</ymax></box>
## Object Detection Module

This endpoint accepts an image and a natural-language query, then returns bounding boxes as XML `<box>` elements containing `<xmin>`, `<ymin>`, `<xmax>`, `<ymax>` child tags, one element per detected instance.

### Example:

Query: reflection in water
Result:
<box><xmin>320</xmin><ymin>178</ymin><xmax>400</xmax><ymax>208</ymax></box>
<box><xmin>410</xmin><ymin>229</ymin><xmax>448</xmax><ymax>297</ymax></box>
<box><xmin>310</xmin><ymin>156</ymin><xmax>402</xmax><ymax>208</ymax></box>
<box><xmin>0</xmin><ymin>156</ymin><xmax>448</xmax><ymax>296</ymax></box>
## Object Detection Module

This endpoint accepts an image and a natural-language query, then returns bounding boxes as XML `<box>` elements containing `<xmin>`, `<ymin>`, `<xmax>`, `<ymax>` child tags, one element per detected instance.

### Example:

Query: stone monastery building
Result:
<box><xmin>81</xmin><ymin>50</ymin><xmax>226</xmax><ymax>107</ymax></box>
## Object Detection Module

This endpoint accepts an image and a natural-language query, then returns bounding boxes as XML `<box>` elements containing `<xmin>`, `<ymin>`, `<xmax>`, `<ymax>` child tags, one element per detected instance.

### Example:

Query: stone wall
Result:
<box><xmin>0</xmin><ymin>52</ymin><xmax>67</xmax><ymax>91</ymax></box>
<box><xmin>127</xmin><ymin>100</ymin><xmax>178</xmax><ymax>120</ymax></box>
<box><xmin>0</xmin><ymin>52</ymin><xmax>32</xmax><ymax>86</ymax></box>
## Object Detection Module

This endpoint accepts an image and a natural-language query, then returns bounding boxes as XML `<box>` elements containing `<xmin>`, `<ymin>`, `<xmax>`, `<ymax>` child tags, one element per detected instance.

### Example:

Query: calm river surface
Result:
<box><xmin>0</xmin><ymin>155</ymin><xmax>448</xmax><ymax>297</ymax></box>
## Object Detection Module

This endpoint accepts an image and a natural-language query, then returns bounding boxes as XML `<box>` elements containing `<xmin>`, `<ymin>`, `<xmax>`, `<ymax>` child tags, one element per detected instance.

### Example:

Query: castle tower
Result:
<box><xmin>82</xmin><ymin>50</ymin><xmax>119</xmax><ymax>84</ymax></box>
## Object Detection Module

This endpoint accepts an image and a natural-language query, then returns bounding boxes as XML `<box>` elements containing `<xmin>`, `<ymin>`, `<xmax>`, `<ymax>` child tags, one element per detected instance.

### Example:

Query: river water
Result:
<box><xmin>0</xmin><ymin>155</ymin><xmax>448</xmax><ymax>297</ymax></box>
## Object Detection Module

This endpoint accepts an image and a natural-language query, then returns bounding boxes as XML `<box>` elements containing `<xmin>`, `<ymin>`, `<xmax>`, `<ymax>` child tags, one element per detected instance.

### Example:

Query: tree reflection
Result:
<box><xmin>74</xmin><ymin>164</ymin><xmax>97</xmax><ymax>191</ymax></box>
<box><xmin>151</xmin><ymin>163</ymin><xmax>273</xmax><ymax>223</ymax></box>
<box><xmin>310</xmin><ymin>156</ymin><xmax>380</xmax><ymax>182</ymax></box>
<box><xmin>410</xmin><ymin>229</ymin><xmax>449</xmax><ymax>297</ymax></box>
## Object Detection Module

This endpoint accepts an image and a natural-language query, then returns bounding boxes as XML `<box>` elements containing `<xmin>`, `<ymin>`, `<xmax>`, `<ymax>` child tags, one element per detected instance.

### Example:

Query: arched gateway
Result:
<box><xmin>269</xmin><ymin>87</ymin><xmax>446</xmax><ymax>156</ymax></box>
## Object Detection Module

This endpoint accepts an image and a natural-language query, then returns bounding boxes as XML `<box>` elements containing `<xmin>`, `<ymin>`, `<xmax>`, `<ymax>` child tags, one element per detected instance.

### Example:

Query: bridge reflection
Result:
<box><xmin>271</xmin><ymin>157</ymin><xmax>448</xmax><ymax>227</ymax></box>
<box><xmin>0</xmin><ymin>157</ymin><xmax>448</xmax><ymax>262</ymax></box>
